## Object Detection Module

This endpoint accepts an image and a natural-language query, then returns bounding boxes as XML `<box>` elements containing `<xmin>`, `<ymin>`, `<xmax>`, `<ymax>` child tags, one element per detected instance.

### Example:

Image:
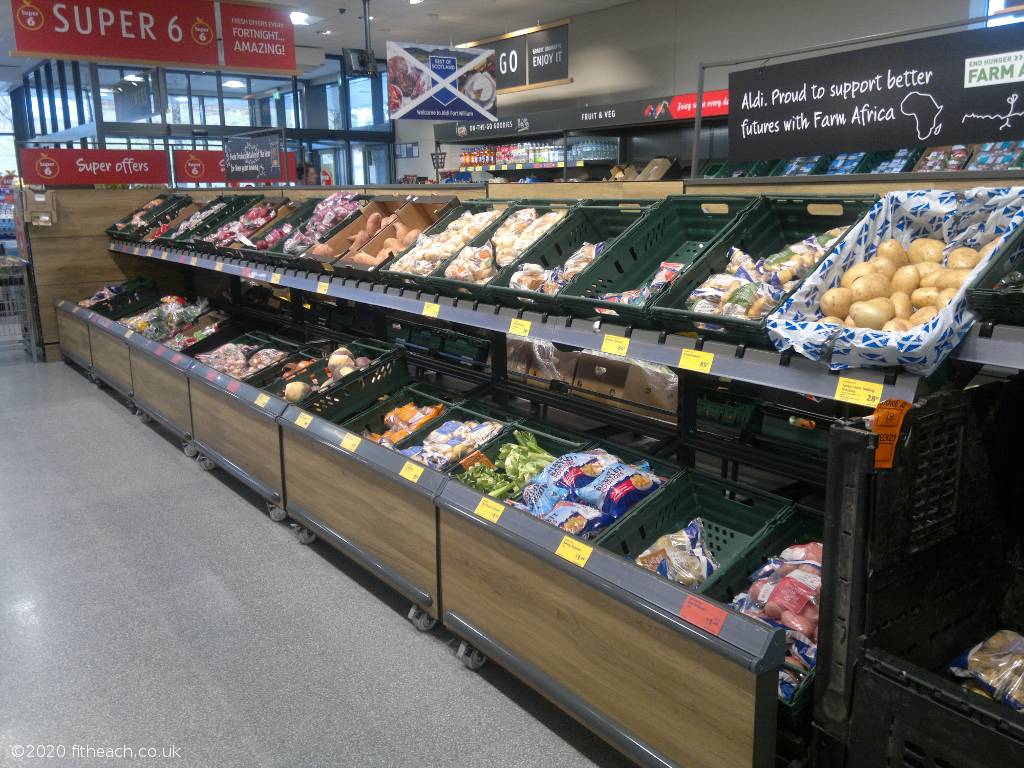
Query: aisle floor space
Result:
<box><xmin>0</xmin><ymin>360</ymin><xmax>631</xmax><ymax>768</ymax></box>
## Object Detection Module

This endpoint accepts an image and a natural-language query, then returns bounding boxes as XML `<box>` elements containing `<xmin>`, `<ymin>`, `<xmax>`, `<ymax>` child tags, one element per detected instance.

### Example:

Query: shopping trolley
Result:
<box><xmin>0</xmin><ymin>258</ymin><xmax>38</xmax><ymax>361</ymax></box>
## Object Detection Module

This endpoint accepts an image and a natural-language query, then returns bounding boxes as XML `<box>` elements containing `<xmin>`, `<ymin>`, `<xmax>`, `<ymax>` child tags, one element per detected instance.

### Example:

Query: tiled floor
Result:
<box><xmin>0</xmin><ymin>359</ymin><xmax>631</xmax><ymax>768</ymax></box>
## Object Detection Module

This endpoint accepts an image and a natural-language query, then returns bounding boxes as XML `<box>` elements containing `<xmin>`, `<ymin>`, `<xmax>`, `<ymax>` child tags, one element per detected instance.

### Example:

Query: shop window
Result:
<box><xmin>224</xmin><ymin>98</ymin><xmax>251</xmax><ymax>127</ymax></box>
<box><xmin>326</xmin><ymin>83</ymin><xmax>342</xmax><ymax>129</ymax></box>
<box><xmin>381</xmin><ymin>73</ymin><xmax>390</xmax><ymax>123</ymax></box>
<box><xmin>988</xmin><ymin>0</ymin><xmax>1024</xmax><ymax>25</ymax></box>
<box><xmin>284</xmin><ymin>92</ymin><xmax>297</xmax><ymax>129</ymax></box>
<box><xmin>349</xmin><ymin>77</ymin><xmax>373</xmax><ymax>128</ymax></box>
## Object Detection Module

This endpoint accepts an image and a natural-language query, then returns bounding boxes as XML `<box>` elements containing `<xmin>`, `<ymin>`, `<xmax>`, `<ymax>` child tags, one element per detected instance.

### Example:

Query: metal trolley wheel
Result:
<box><xmin>266</xmin><ymin>502</ymin><xmax>287</xmax><ymax>522</ymax></box>
<box><xmin>457</xmin><ymin>641</ymin><xmax>487</xmax><ymax>671</ymax></box>
<box><xmin>407</xmin><ymin>605</ymin><xmax>437</xmax><ymax>632</ymax></box>
<box><xmin>196</xmin><ymin>455</ymin><xmax>216</xmax><ymax>472</ymax></box>
<box><xmin>296</xmin><ymin>527</ymin><xmax>317</xmax><ymax>545</ymax></box>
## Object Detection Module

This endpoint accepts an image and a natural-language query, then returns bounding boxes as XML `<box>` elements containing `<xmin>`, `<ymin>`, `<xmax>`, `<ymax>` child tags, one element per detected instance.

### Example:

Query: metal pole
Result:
<box><xmin>363</xmin><ymin>0</ymin><xmax>372</xmax><ymax>52</ymax></box>
<box><xmin>690</xmin><ymin>64</ymin><xmax>705</xmax><ymax>179</ymax></box>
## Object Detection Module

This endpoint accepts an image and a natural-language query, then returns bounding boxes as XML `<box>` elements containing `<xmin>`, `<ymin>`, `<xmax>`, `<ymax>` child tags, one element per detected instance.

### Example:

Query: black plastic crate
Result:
<box><xmin>106</xmin><ymin>194</ymin><xmax>191</xmax><ymax>241</ymax></box>
<box><xmin>965</xmin><ymin>219</ymin><xmax>1024</xmax><ymax>325</ymax></box>
<box><xmin>153</xmin><ymin>195</ymin><xmax>260</xmax><ymax>245</ymax></box>
<box><xmin>85</xmin><ymin>278</ymin><xmax>159</xmax><ymax>320</ymax></box>
<box><xmin>300</xmin><ymin>347</ymin><xmax>410</xmax><ymax>423</ymax></box>
<box><xmin>340</xmin><ymin>382</ymin><xmax>457</xmax><ymax>436</ymax></box>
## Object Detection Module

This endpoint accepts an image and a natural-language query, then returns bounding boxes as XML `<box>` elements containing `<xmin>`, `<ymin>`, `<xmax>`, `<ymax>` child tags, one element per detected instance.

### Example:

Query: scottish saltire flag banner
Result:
<box><xmin>387</xmin><ymin>41</ymin><xmax>497</xmax><ymax>121</ymax></box>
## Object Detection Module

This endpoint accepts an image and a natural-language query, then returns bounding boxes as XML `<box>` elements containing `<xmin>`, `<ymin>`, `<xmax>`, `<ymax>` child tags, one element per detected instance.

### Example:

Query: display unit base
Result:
<box><xmin>191</xmin><ymin>437</ymin><xmax>281</xmax><ymax>504</ymax></box>
<box><xmin>56</xmin><ymin>307</ymin><xmax>92</xmax><ymax>369</ymax></box>
<box><xmin>128</xmin><ymin>348</ymin><xmax>193</xmax><ymax>439</ymax></box>
<box><xmin>88</xmin><ymin>326</ymin><xmax>133</xmax><ymax>396</ymax></box>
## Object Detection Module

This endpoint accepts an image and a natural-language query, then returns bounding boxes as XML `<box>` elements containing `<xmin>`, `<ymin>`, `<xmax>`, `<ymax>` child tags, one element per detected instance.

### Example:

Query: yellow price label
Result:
<box><xmin>557</xmin><ymin>161</ymin><xmax>565</xmax><ymax>168</ymax></box>
<box><xmin>834</xmin><ymin>377</ymin><xmax>884</xmax><ymax>407</ymax></box>
<box><xmin>422</xmin><ymin>302</ymin><xmax>441</xmax><ymax>318</ymax></box>
<box><xmin>124</xmin><ymin>329</ymin><xmax>134</xmax><ymax>338</ymax></box>
<box><xmin>399</xmin><ymin>461</ymin><xmax>424</xmax><ymax>483</ymax></box>
<box><xmin>515</xmin><ymin>163</ymin><xmax>524</xmax><ymax>170</ymax></box>
<box><xmin>254</xmin><ymin>393</ymin><xmax>271</xmax><ymax>408</ymax></box>
<box><xmin>508</xmin><ymin>318</ymin><xmax>532</xmax><ymax>337</ymax></box>
<box><xmin>601</xmin><ymin>334</ymin><xmax>630</xmax><ymax>356</ymax></box>
<box><xmin>474</xmin><ymin>496</ymin><xmax>505</xmax><ymax>523</ymax></box>
<box><xmin>678</xmin><ymin>348</ymin><xmax>715</xmax><ymax>374</ymax></box>
<box><xmin>145</xmin><ymin>247</ymin><xmax>154</xmax><ymax>258</ymax></box>
<box><xmin>340</xmin><ymin>433</ymin><xmax>361</xmax><ymax>453</ymax></box>
<box><xmin>555</xmin><ymin>536</ymin><xmax>593</xmax><ymax>568</ymax></box>
<box><xmin>270</xmin><ymin>272</ymin><xmax>282</xmax><ymax>285</ymax></box>
<box><xmin>316</xmin><ymin>280</ymin><xmax>330</xmax><ymax>294</ymax></box>
<box><xmin>190</xmin><ymin>255</ymin><xmax>198</xmax><ymax>266</ymax></box>
<box><xmin>214</xmin><ymin>261</ymin><xmax>224</xmax><ymax>272</ymax></box>
<box><xmin>294</xmin><ymin>412</ymin><xmax>313</xmax><ymax>429</ymax></box>
<box><xmin>160</xmin><ymin>250</ymin><xmax>168</xmax><ymax>260</ymax></box>
<box><xmin>576</xmin><ymin>160</ymin><xmax>585</xmax><ymax>167</ymax></box>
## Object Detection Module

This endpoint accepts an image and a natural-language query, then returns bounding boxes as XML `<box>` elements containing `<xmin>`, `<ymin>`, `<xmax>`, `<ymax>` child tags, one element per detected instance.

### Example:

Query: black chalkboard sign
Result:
<box><xmin>224</xmin><ymin>135</ymin><xmax>283</xmax><ymax>182</ymax></box>
<box><xmin>729</xmin><ymin>25</ymin><xmax>1024</xmax><ymax>162</ymax></box>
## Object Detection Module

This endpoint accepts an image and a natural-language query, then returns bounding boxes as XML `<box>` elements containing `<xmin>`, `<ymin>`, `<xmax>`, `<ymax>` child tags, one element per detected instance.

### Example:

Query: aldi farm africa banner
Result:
<box><xmin>387</xmin><ymin>42</ymin><xmax>497</xmax><ymax>121</ymax></box>
<box><xmin>729</xmin><ymin>24</ymin><xmax>1024</xmax><ymax>161</ymax></box>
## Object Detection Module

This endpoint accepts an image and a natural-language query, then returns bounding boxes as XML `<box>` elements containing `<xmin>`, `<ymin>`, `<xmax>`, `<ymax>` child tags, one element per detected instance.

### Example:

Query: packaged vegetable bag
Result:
<box><xmin>767</xmin><ymin>187</ymin><xmax>1024</xmax><ymax>375</ymax></box>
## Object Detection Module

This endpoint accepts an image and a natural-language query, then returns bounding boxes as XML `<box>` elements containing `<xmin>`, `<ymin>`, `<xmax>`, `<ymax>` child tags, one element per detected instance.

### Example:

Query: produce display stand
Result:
<box><xmin>83</xmin><ymin>309</ymin><xmax>136</xmax><ymax>397</ymax></box>
<box><xmin>126</xmin><ymin>335</ymin><xmax>195</xmax><ymax>443</ymax></box>
<box><xmin>55</xmin><ymin>300</ymin><xmax>93</xmax><ymax>370</ymax></box>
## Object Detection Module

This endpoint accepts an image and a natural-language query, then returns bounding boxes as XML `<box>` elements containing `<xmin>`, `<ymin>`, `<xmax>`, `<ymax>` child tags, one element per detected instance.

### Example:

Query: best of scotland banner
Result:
<box><xmin>19</xmin><ymin>148</ymin><xmax>170</xmax><ymax>185</ymax></box>
<box><xmin>729</xmin><ymin>24</ymin><xmax>1024</xmax><ymax>162</ymax></box>
<box><xmin>387</xmin><ymin>41</ymin><xmax>497</xmax><ymax>121</ymax></box>
<box><xmin>10</xmin><ymin>0</ymin><xmax>295</xmax><ymax>74</ymax></box>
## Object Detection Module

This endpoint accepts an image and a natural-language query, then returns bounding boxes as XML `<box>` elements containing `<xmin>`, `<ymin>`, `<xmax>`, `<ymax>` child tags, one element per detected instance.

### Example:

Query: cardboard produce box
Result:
<box><xmin>573</xmin><ymin>352</ymin><xmax>677</xmax><ymax>420</ymax></box>
<box><xmin>508</xmin><ymin>338</ymin><xmax>579</xmax><ymax>387</ymax></box>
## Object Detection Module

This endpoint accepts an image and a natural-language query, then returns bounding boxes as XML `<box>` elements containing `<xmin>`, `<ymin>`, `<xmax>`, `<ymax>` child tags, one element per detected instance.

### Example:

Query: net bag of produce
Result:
<box><xmin>951</xmin><ymin>630</ymin><xmax>1024</xmax><ymax>711</ymax></box>
<box><xmin>767</xmin><ymin>187</ymin><xmax>1024</xmax><ymax>375</ymax></box>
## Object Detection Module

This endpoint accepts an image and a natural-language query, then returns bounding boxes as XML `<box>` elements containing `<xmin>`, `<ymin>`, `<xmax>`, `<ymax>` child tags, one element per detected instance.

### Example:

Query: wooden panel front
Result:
<box><xmin>440</xmin><ymin>510</ymin><xmax>767</xmax><ymax>768</ymax></box>
<box><xmin>129</xmin><ymin>349</ymin><xmax>192</xmax><ymax>436</ymax></box>
<box><xmin>56</xmin><ymin>309</ymin><xmax>91</xmax><ymax>365</ymax></box>
<box><xmin>88</xmin><ymin>327</ymin><xmax>132</xmax><ymax>392</ymax></box>
<box><xmin>282</xmin><ymin>430</ymin><xmax>438</xmax><ymax>615</ymax></box>
<box><xmin>190</xmin><ymin>382</ymin><xmax>282</xmax><ymax>496</ymax></box>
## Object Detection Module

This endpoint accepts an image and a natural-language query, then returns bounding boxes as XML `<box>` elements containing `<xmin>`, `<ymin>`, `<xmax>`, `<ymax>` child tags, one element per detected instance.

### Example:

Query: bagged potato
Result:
<box><xmin>951</xmin><ymin>630</ymin><xmax>1024</xmax><ymax>711</ymax></box>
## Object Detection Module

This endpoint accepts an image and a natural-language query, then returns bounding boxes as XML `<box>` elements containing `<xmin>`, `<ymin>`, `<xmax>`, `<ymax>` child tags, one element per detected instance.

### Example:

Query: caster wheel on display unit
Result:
<box><xmin>296</xmin><ymin>527</ymin><xmax>317</xmax><ymax>545</ymax></box>
<box><xmin>407</xmin><ymin>605</ymin><xmax>437</xmax><ymax>632</ymax></box>
<box><xmin>197</xmin><ymin>455</ymin><xmax>216</xmax><ymax>472</ymax></box>
<box><xmin>127</xmin><ymin>403</ymin><xmax>137</xmax><ymax>415</ymax></box>
<box><xmin>137</xmin><ymin>410</ymin><xmax>152</xmax><ymax>424</ymax></box>
<box><xmin>182</xmin><ymin>442</ymin><xmax>199</xmax><ymax>459</ymax></box>
<box><xmin>266</xmin><ymin>503</ymin><xmax>287</xmax><ymax>522</ymax></box>
<box><xmin>457</xmin><ymin>641</ymin><xmax>487</xmax><ymax>671</ymax></box>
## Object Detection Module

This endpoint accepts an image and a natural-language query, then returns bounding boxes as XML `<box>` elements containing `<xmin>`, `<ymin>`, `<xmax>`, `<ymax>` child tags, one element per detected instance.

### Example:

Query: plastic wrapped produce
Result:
<box><xmin>497</xmin><ymin>209</ymin><xmax>565</xmax><ymax>267</ymax></box>
<box><xmin>202</xmin><ymin>201</ymin><xmax>280</xmax><ymax>248</ymax></box>
<box><xmin>168</xmin><ymin>201</ymin><xmax>227</xmax><ymax>239</ymax></box>
<box><xmin>518</xmin><ymin>449</ymin><xmax>664</xmax><ymax>537</ymax></box>
<box><xmin>120</xmin><ymin>296</ymin><xmax>208</xmax><ymax>341</ymax></box>
<box><xmin>282</xmin><ymin>193</ymin><xmax>361</xmax><ymax>255</ymax></box>
<box><xmin>509</xmin><ymin>242</ymin><xmax>602</xmax><ymax>294</ymax></box>
<box><xmin>164</xmin><ymin>321</ymin><xmax>221</xmax><ymax>352</ymax></box>
<box><xmin>730</xmin><ymin>542</ymin><xmax>824</xmax><ymax>702</ymax></box>
<box><xmin>79</xmin><ymin>283</ymin><xmax>127</xmax><ymax>308</ymax></box>
<box><xmin>491</xmin><ymin>208</ymin><xmax>539</xmax><ymax>265</ymax></box>
<box><xmin>444</xmin><ymin>243</ymin><xmax>498</xmax><ymax>284</ymax></box>
<box><xmin>460</xmin><ymin>430</ymin><xmax>557</xmax><ymax>498</ymax></box>
<box><xmin>365</xmin><ymin>401</ymin><xmax>445</xmax><ymax>447</ymax></box>
<box><xmin>399</xmin><ymin>419</ymin><xmax>504</xmax><ymax>470</ymax></box>
<box><xmin>951</xmin><ymin>630</ymin><xmax>1024</xmax><ymax>711</ymax></box>
<box><xmin>635</xmin><ymin>518</ymin><xmax>718</xmax><ymax>587</ymax></box>
<box><xmin>255</xmin><ymin>221</ymin><xmax>293</xmax><ymax>250</ymax></box>
<box><xmin>597</xmin><ymin>262</ymin><xmax>685</xmax><ymax>314</ymax></box>
<box><xmin>195</xmin><ymin>343</ymin><xmax>287</xmax><ymax>379</ymax></box>
<box><xmin>389</xmin><ymin>209</ymin><xmax>502</xmax><ymax>275</ymax></box>
<box><xmin>117</xmin><ymin>197</ymin><xmax>163</xmax><ymax>229</ymax></box>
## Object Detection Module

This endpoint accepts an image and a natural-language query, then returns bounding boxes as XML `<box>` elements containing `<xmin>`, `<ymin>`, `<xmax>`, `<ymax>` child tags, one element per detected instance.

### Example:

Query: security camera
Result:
<box><xmin>338</xmin><ymin>7</ymin><xmax>346</xmax><ymax>13</ymax></box>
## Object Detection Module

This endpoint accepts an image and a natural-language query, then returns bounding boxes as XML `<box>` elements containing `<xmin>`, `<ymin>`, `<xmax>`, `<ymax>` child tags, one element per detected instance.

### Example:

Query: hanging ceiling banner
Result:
<box><xmin>19</xmin><ymin>147</ymin><xmax>170</xmax><ymax>185</ymax></box>
<box><xmin>387</xmin><ymin>41</ymin><xmax>497</xmax><ymax>121</ymax></box>
<box><xmin>9</xmin><ymin>0</ymin><xmax>297</xmax><ymax>74</ymax></box>
<box><xmin>172</xmin><ymin>147</ymin><xmax>297</xmax><ymax>183</ymax></box>
<box><xmin>729</xmin><ymin>24</ymin><xmax>1024</xmax><ymax>162</ymax></box>
<box><xmin>465</xmin><ymin>21</ymin><xmax>570</xmax><ymax>94</ymax></box>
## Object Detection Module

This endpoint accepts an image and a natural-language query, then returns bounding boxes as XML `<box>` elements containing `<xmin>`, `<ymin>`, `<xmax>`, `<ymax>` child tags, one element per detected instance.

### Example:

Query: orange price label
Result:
<box><xmin>871</xmin><ymin>398</ymin><xmax>912</xmax><ymax>469</ymax></box>
<box><xmin>679</xmin><ymin>595</ymin><xmax>726</xmax><ymax>636</ymax></box>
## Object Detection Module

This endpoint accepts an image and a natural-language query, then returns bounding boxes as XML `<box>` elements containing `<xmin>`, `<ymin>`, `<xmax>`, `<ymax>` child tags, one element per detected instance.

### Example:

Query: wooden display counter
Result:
<box><xmin>127</xmin><ymin>337</ymin><xmax>194</xmax><ymax>441</ymax></box>
<box><xmin>88</xmin><ymin>322</ymin><xmax>133</xmax><ymax>396</ymax></box>
<box><xmin>55</xmin><ymin>301</ymin><xmax>92</xmax><ymax>369</ymax></box>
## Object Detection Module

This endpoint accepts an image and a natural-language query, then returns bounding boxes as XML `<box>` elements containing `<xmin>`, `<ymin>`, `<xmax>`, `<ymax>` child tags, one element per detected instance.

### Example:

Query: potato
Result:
<box><xmin>349</xmin><ymin>230</ymin><xmax>369</xmax><ymax>251</ymax></box>
<box><xmin>909</xmin><ymin>306</ymin><xmax>938</xmax><ymax>326</ymax></box>
<box><xmin>851</xmin><ymin>272</ymin><xmax>890</xmax><ymax>302</ymax></box>
<box><xmin>328</xmin><ymin>352</ymin><xmax>354</xmax><ymax>370</ymax></box>
<box><xmin>908</xmin><ymin>237</ymin><xmax>945</xmax><ymax>264</ymax></box>
<box><xmin>867</xmin><ymin>297</ymin><xmax>895</xmax><ymax>320</ymax></box>
<box><xmin>936</xmin><ymin>287</ymin><xmax>958</xmax><ymax>308</ymax></box>
<box><xmin>820</xmin><ymin>287</ymin><xmax>853</xmax><ymax>318</ymax></box>
<box><xmin>877</xmin><ymin>239</ymin><xmax>909</xmax><ymax>266</ymax></box>
<box><xmin>393</xmin><ymin>221</ymin><xmax>410</xmax><ymax>241</ymax></box>
<box><xmin>844</xmin><ymin>315</ymin><xmax>856</xmax><ymax>328</ymax></box>
<box><xmin>920</xmin><ymin>268</ymin><xmax>946</xmax><ymax>288</ymax></box>
<box><xmin>870</xmin><ymin>257</ymin><xmax>897</xmax><ymax>279</ymax></box>
<box><xmin>365</xmin><ymin>211</ymin><xmax>383</xmax><ymax>236</ymax></box>
<box><xmin>284</xmin><ymin>381</ymin><xmax>311</xmax><ymax>403</ymax></box>
<box><xmin>914</xmin><ymin>262</ymin><xmax>941</xmax><ymax>280</ymax></box>
<box><xmin>947</xmin><ymin>247</ymin><xmax>980</xmax><ymax>270</ymax></box>
<box><xmin>890</xmin><ymin>265</ymin><xmax>920</xmax><ymax>295</ymax></box>
<box><xmin>354</xmin><ymin>356</ymin><xmax>371</xmax><ymax>369</ymax></box>
<box><xmin>935</xmin><ymin>269</ymin><xmax>971</xmax><ymax>291</ymax></box>
<box><xmin>890</xmin><ymin>291</ymin><xmax>912</xmax><ymax>320</ymax></box>
<box><xmin>337</xmin><ymin>365</ymin><xmax>356</xmax><ymax>378</ymax></box>
<box><xmin>849</xmin><ymin>300</ymin><xmax>891</xmax><ymax>330</ymax></box>
<box><xmin>979</xmin><ymin>240</ymin><xmax>999</xmax><ymax>260</ymax></box>
<box><xmin>402</xmin><ymin>228</ymin><xmax>421</xmax><ymax>246</ymax></box>
<box><xmin>911</xmin><ymin>287</ymin><xmax>940</xmax><ymax>308</ymax></box>
<box><xmin>819</xmin><ymin>315</ymin><xmax>844</xmax><ymax>326</ymax></box>
<box><xmin>308</xmin><ymin>242</ymin><xmax>335</xmax><ymax>258</ymax></box>
<box><xmin>883</xmin><ymin>319</ymin><xmax>910</xmax><ymax>332</ymax></box>
<box><xmin>841</xmin><ymin>262</ymin><xmax>876</xmax><ymax>288</ymax></box>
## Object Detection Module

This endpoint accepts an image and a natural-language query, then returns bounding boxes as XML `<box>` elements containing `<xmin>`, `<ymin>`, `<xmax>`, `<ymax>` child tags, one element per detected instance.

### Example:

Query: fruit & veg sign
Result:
<box><xmin>10</xmin><ymin>0</ymin><xmax>296</xmax><ymax>74</ymax></box>
<box><xmin>19</xmin><ymin>148</ymin><xmax>170</xmax><ymax>185</ymax></box>
<box><xmin>729</xmin><ymin>24</ymin><xmax>1024</xmax><ymax>161</ymax></box>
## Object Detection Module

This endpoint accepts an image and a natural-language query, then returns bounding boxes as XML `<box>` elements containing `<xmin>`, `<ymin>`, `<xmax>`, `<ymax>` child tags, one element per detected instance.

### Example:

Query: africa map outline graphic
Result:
<box><xmin>900</xmin><ymin>91</ymin><xmax>944</xmax><ymax>141</ymax></box>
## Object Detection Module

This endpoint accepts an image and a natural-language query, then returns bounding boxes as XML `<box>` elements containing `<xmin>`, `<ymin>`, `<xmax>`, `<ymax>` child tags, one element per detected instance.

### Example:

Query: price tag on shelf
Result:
<box><xmin>399</xmin><ymin>461</ymin><xmax>424</xmax><ymax>483</ymax></box>
<box><xmin>254</xmin><ymin>393</ymin><xmax>271</xmax><ymax>408</ymax></box>
<box><xmin>557</xmin><ymin>161</ymin><xmax>565</xmax><ymax>168</ymax></box>
<box><xmin>160</xmin><ymin>250</ymin><xmax>168</xmax><ymax>260</ymax></box>
<box><xmin>271</xmin><ymin>273</ymin><xmax>282</xmax><ymax>285</ymax></box>
<box><xmin>178</xmin><ymin>253</ymin><xmax>187</xmax><ymax>264</ymax></box>
<box><xmin>190</xmin><ymin>256</ymin><xmax>199</xmax><ymax>267</ymax></box>
<box><xmin>316</xmin><ymin>281</ymin><xmax>330</xmax><ymax>295</ymax></box>
<box><xmin>422</xmin><ymin>302</ymin><xmax>441</xmax><ymax>319</ymax></box>
<box><xmin>678</xmin><ymin>348</ymin><xmax>714</xmax><ymax>374</ymax></box>
<box><xmin>575</xmin><ymin>161</ymin><xmax>585</xmax><ymax>167</ymax></box>
<box><xmin>600</xmin><ymin>334</ymin><xmax>630</xmax><ymax>356</ymax></box>
<box><xmin>214</xmin><ymin>261</ymin><xmax>224</xmax><ymax>272</ymax></box>
<box><xmin>171</xmin><ymin>353</ymin><xmax>184</xmax><ymax>365</ymax></box>
<box><xmin>515</xmin><ymin>163</ymin><xmax>524</xmax><ymax>170</ymax></box>
<box><xmin>71</xmin><ymin>305</ymin><xmax>81</xmax><ymax>315</ymax></box>
<box><xmin>871</xmin><ymin>398</ymin><xmax>912</xmax><ymax>469</ymax></box>
<box><xmin>508</xmin><ymin>318</ymin><xmax>532</xmax><ymax>337</ymax></box>
<box><xmin>473</xmin><ymin>496</ymin><xmax>505</xmax><ymax>523</ymax></box>
<box><xmin>124</xmin><ymin>329</ymin><xmax>133</xmax><ymax>338</ymax></box>
<box><xmin>555</xmin><ymin>536</ymin><xmax>593</xmax><ymax>568</ymax></box>
<box><xmin>295</xmin><ymin>412</ymin><xmax>313</xmax><ymax>429</ymax></box>
<box><xmin>834</xmin><ymin>377</ymin><xmax>884</xmax><ymax>407</ymax></box>
<box><xmin>340</xmin><ymin>433</ymin><xmax>361</xmax><ymax>453</ymax></box>
<box><xmin>144</xmin><ymin>247</ymin><xmax>154</xmax><ymax>258</ymax></box>
<box><xmin>679</xmin><ymin>595</ymin><xmax>726</xmax><ymax>636</ymax></box>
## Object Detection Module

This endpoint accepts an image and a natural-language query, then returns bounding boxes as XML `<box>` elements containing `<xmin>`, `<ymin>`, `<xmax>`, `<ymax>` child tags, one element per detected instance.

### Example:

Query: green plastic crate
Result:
<box><xmin>390</xmin><ymin>401</ymin><xmax>517</xmax><ymax>469</ymax></box>
<box><xmin>154</xmin><ymin>195</ymin><xmax>261</xmax><ymax>245</ymax></box>
<box><xmin>107</xmin><ymin>194</ymin><xmax>192</xmax><ymax>241</ymax></box>
<box><xmin>558</xmin><ymin>196</ymin><xmax>754</xmax><ymax>327</ymax></box>
<box><xmin>701</xmin><ymin>505</ymin><xmax>824</xmax><ymax>721</ymax></box>
<box><xmin>300</xmin><ymin>346</ymin><xmax>410</xmax><ymax>423</ymax></box>
<box><xmin>964</xmin><ymin>224</ymin><xmax>1024</xmax><ymax>325</ymax></box>
<box><xmin>421</xmin><ymin>200</ymin><xmax>578</xmax><ymax>302</ymax></box>
<box><xmin>697</xmin><ymin>391</ymin><xmax>758</xmax><ymax>432</ymax></box>
<box><xmin>252</xmin><ymin>339</ymin><xmax>397</xmax><ymax>403</ymax></box>
<box><xmin>230</xmin><ymin>198</ymin><xmax>321</xmax><ymax>265</ymax></box>
<box><xmin>772</xmin><ymin>156</ymin><xmax>834</xmax><ymax>176</ymax></box>
<box><xmin>650</xmin><ymin>195</ymin><xmax>875</xmax><ymax>346</ymax></box>
<box><xmin>340</xmin><ymin>383</ymin><xmax>456</xmax><ymax>436</ymax></box>
<box><xmin>711</xmin><ymin>159</ymin><xmax>782</xmax><ymax>178</ymax></box>
<box><xmin>87</xmin><ymin>278</ymin><xmax>159</xmax><ymax>320</ymax></box>
<box><xmin>860</xmin><ymin>148</ymin><xmax>923</xmax><ymax>175</ymax></box>
<box><xmin>487</xmin><ymin>204</ymin><xmax>650</xmax><ymax>313</ymax></box>
<box><xmin>759</xmin><ymin>406</ymin><xmax>831</xmax><ymax>455</ymax></box>
<box><xmin>438</xmin><ymin>331</ymin><xmax>490</xmax><ymax>367</ymax></box>
<box><xmin>594</xmin><ymin>468</ymin><xmax>793</xmax><ymax>591</ymax></box>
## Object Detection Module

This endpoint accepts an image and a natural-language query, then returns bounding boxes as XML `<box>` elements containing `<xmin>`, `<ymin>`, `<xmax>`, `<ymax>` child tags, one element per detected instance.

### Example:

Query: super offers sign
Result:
<box><xmin>729</xmin><ymin>24</ymin><xmax>1024</xmax><ymax>161</ymax></box>
<box><xmin>10</xmin><ymin>0</ymin><xmax>296</xmax><ymax>74</ymax></box>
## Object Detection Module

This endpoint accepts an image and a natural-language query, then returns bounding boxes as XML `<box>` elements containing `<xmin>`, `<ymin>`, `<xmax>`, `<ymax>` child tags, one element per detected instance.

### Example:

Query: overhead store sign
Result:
<box><xmin>9</xmin><ymin>0</ymin><xmax>296</xmax><ymax>74</ymax></box>
<box><xmin>19</xmin><ymin>147</ymin><xmax>170</xmax><ymax>185</ymax></box>
<box><xmin>387</xmin><ymin>41</ymin><xmax>497</xmax><ymax>121</ymax></box>
<box><xmin>222</xmin><ymin>136</ymin><xmax>292</xmax><ymax>182</ymax></box>
<box><xmin>465</xmin><ymin>22</ymin><xmax>570</xmax><ymax>94</ymax></box>
<box><xmin>434</xmin><ymin>89</ymin><xmax>729</xmax><ymax>141</ymax></box>
<box><xmin>172</xmin><ymin>147</ymin><xmax>296</xmax><ymax>183</ymax></box>
<box><xmin>729</xmin><ymin>24</ymin><xmax>1024</xmax><ymax>162</ymax></box>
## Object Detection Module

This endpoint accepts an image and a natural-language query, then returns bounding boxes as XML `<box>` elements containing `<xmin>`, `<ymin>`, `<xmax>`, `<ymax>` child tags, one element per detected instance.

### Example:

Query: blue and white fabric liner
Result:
<box><xmin>767</xmin><ymin>187</ymin><xmax>1024</xmax><ymax>376</ymax></box>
